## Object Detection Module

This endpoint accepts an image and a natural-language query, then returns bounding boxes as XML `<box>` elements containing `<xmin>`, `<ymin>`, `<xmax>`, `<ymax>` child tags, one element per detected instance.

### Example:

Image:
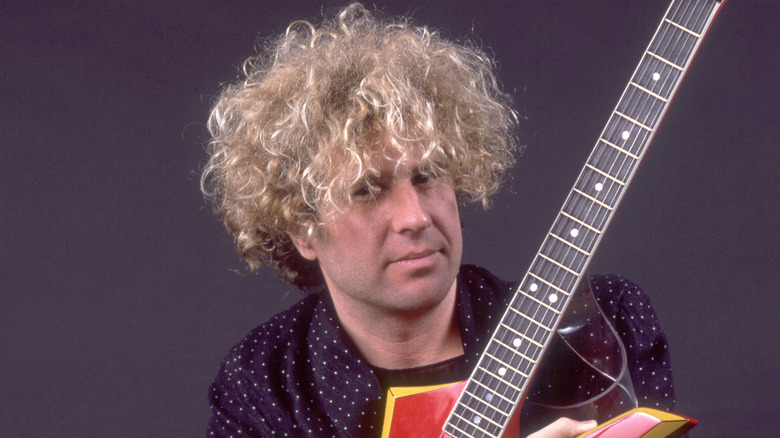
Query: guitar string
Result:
<box><xmin>446</xmin><ymin>2</ymin><xmax>718</xmax><ymax>436</ymax></box>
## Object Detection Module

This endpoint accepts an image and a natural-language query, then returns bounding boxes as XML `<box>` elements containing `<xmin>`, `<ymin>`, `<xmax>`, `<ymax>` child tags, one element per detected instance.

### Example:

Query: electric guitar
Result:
<box><xmin>382</xmin><ymin>1</ymin><xmax>725</xmax><ymax>436</ymax></box>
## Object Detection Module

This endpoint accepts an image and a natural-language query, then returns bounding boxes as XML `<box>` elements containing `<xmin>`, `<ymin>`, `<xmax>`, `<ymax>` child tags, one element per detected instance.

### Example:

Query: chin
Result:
<box><xmin>386</xmin><ymin>279</ymin><xmax>456</xmax><ymax>313</ymax></box>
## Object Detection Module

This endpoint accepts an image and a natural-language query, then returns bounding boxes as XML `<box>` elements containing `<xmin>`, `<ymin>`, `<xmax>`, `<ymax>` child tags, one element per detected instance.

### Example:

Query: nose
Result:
<box><xmin>390</xmin><ymin>181</ymin><xmax>432</xmax><ymax>234</ymax></box>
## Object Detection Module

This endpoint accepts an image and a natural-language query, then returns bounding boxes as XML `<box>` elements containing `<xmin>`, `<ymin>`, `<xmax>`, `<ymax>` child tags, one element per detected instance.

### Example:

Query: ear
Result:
<box><xmin>290</xmin><ymin>232</ymin><xmax>318</xmax><ymax>261</ymax></box>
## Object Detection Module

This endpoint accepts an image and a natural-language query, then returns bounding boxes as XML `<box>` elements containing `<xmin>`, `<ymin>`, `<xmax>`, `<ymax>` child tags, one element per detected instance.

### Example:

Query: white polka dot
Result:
<box><xmin>484</xmin><ymin>393</ymin><xmax>493</xmax><ymax>403</ymax></box>
<box><xmin>530</xmin><ymin>283</ymin><xmax>538</xmax><ymax>292</ymax></box>
<box><xmin>569</xmin><ymin>228</ymin><xmax>579</xmax><ymax>237</ymax></box>
<box><xmin>595</xmin><ymin>182</ymin><xmax>603</xmax><ymax>192</ymax></box>
<box><xmin>549</xmin><ymin>294</ymin><xmax>558</xmax><ymax>303</ymax></box>
<box><xmin>473</xmin><ymin>415</ymin><xmax>482</xmax><ymax>425</ymax></box>
<box><xmin>652</xmin><ymin>72</ymin><xmax>661</xmax><ymax>81</ymax></box>
<box><xmin>513</xmin><ymin>338</ymin><xmax>522</xmax><ymax>347</ymax></box>
<box><xmin>621</xmin><ymin>130</ymin><xmax>630</xmax><ymax>140</ymax></box>
<box><xmin>498</xmin><ymin>367</ymin><xmax>507</xmax><ymax>376</ymax></box>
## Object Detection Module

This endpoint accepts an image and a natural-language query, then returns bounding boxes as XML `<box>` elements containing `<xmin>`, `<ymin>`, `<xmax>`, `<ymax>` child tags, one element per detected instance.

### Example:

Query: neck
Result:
<box><xmin>331</xmin><ymin>280</ymin><xmax>463</xmax><ymax>370</ymax></box>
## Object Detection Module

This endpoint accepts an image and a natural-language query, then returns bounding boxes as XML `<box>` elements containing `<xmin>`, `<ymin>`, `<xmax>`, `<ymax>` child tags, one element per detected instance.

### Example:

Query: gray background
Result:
<box><xmin>2</xmin><ymin>1</ymin><xmax>778</xmax><ymax>436</ymax></box>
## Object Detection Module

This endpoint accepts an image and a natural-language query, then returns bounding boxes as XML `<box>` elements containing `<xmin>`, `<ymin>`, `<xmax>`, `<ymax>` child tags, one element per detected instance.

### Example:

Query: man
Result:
<box><xmin>203</xmin><ymin>4</ymin><xmax>675</xmax><ymax>437</ymax></box>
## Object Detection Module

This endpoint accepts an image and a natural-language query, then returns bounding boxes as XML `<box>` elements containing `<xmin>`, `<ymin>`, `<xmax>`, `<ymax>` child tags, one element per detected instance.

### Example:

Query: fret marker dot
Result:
<box><xmin>498</xmin><ymin>367</ymin><xmax>507</xmax><ymax>376</ymax></box>
<box><xmin>530</xmin><ymin>283</ymin><xmax>538</xmax><ymax>292</ymax></box>
<box><xmin>549</xmin><ymin>294</ymin><xmax>558</xmax><ymax>303</ymax></box>
<box><xmin>652</xmin><ymin>72</ymin><xmax>661</xmax><ymax>81</ymax></box>
<box><xmin>570</xmin><ymin>228</ymin><xmax>579</xmax><ymax>237</ymax></box>
<box><xmin>473</xmin><ymin>415</ymin><xmax>482</xmax><ymax>425</ymax></box>
<box><xmin>513</xmin><ymin>338</ymin><xmax>522</xmax><ymax>348</ymax></box>
<box><xmin>595</xmin><ymin>182</ymin><xmax>604</xmax><ymax>192</ymax></box>
<box><xmin>621</xmin><ymin>131</ymin><xmax>630</xmax><ymax>140</ymax></box>
<box><xmin>485</xmin><ymin>393</ymin><xmax>493</xmax><ymax>403</ymax></box>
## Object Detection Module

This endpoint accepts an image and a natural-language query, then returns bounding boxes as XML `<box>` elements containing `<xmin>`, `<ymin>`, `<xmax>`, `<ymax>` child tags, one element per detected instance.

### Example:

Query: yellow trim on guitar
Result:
<box><xmin>575</xmin><ymin>407</ymin><xmax>694</xmax><ymax>438</ymax></box>
<box><xmin>381</xmin><ymin>382</ymin><xmax>460</xmax><ymax>438</ymax></box>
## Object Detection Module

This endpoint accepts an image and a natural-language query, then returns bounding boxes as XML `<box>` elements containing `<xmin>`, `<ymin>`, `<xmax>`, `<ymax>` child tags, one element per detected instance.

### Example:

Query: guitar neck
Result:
<box><xmin>443</xmin><ymin>1</ymin><xmax>725</xmax><ymax>437</ymax></box>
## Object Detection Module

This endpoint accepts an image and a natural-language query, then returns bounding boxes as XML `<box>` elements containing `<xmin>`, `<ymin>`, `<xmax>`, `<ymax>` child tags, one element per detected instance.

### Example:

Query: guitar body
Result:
<box><xmin>382</xmin><ymin>386</ymin><xmax>696</xmax><ymax>438</ymax></box>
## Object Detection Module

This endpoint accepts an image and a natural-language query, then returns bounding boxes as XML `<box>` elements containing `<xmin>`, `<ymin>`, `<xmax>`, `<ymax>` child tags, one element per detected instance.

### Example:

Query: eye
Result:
<box><xmin>352</xmin><ymin>185</ymin><xmax>373</xmax><ymax>198</ymax></box>
<box><xmin>413</xmin><ymin>172</ymin><xmax>436</xmax><ymax>185</ymax></box>
<box><xmin>352</xmin><ymin>180</ymin><xmax>381</xmax><ymax>198</ymax></box>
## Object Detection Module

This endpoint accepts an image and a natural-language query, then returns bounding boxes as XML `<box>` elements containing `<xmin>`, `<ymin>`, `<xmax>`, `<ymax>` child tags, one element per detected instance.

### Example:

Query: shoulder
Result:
<box><xmin>208</xmin><ymin>294</ymin><xmax>321</xmax><ymax>436</ymax></box>
<box><xmin>587</xmin><ymin>274</ymin><xmax>656</xmax><ymax>324</ymax></box>
<box><xmin>226</xmin><ymin>293</ymin><xmax>319</xmax><ymax>367</ymax></box>
<box><xmin>587</xmin><ymin>274</ymin><xmax>676</xmax><ymax>410</ymax></box>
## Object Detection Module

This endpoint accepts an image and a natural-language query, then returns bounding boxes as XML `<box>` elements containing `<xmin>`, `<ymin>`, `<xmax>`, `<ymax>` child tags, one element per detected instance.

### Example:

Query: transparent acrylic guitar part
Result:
<box><xmin>518</xmin><ymin>277</ymin><xmax>638</xmax><ymax>435</ymax></box>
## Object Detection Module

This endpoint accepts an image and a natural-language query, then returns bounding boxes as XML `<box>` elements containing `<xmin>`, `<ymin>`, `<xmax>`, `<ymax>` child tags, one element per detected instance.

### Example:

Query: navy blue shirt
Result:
<box><xmin>208</xmin><ymin>265</ymin><xmax>675</xmax><ymax>437</ymax></box>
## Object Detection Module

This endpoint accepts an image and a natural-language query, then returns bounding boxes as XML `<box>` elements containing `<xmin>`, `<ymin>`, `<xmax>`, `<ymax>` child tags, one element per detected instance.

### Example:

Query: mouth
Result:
<box><xmin>390</xmin><ymin>249</ymin><xmax>441</xmax><ymax>267</ymax></box>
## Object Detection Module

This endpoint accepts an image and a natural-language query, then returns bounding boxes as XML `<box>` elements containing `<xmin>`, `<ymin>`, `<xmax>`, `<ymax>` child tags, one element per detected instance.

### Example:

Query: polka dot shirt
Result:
<box><xmin>207</xmin><ymin>265</ymin><xmax>675</xmax><ymax>437</ymax></box>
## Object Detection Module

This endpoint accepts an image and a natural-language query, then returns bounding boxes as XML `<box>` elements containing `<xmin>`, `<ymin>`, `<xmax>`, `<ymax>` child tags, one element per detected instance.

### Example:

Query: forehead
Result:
<box><xmin>369</xmin><ymin>153</ymin><xmax>423</xmax><ymax>177</ymax></box>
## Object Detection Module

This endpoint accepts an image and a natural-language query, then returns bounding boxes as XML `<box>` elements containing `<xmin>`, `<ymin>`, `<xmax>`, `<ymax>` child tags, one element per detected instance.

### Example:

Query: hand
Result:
<box><xmin>526</xmin><ymin>417</ymin><xmax>598</xmax><ymax>438</ymax></box>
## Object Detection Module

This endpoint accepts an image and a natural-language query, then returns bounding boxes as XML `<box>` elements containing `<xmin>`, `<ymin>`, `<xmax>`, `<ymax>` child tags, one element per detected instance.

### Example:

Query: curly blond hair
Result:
<box><xmin>202</xmin><ymin>3</ymin><xmax>518</xmax><ymax>289</ymax></box>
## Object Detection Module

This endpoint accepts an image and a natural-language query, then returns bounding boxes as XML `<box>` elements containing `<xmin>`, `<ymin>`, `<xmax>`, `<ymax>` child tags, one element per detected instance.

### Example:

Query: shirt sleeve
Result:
<box><xmin>206</xmin><ymin>357</ymin><xmax>274</xmax><ymax>437</ymax></box>
<box><xmin>592</xmin><ymin>275</ymin><xmax>676</xmax><ymax>411</ymax></box>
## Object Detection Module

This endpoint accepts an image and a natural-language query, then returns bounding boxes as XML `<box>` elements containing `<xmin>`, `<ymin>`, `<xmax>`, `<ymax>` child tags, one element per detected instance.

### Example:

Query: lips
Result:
<box><xmin>389</xmin><ymin>248</ymin><xmax>441</xmax><ymax>267</ymax></box>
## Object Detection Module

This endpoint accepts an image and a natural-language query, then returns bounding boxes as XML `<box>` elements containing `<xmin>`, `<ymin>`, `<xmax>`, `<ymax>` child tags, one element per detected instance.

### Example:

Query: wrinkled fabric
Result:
<box><xmin>208</xmin><ymin>265</ymin><xmax>674</xmax><ymax>437</ymax></box>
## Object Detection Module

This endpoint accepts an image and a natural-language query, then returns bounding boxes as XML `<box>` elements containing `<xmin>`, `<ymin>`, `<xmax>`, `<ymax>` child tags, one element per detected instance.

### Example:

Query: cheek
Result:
<box><xmin>435</xmin><ymin>189</ymin><xmax>463</xmax><ymax>242</ymax></box>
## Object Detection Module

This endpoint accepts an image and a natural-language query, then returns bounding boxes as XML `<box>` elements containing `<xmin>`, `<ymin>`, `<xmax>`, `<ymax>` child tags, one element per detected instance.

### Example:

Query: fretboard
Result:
<box><xmin>443</xmin><ymin>1</ymin><xmax>724</xmax><ymax>437</ymax></box>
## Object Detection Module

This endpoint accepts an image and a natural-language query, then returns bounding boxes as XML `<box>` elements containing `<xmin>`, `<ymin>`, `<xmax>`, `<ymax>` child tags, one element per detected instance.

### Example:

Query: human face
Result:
<box><xmin>292</xmin><ymin>157</ymin><xmax>463</xmax><ymax>320</ymax></box>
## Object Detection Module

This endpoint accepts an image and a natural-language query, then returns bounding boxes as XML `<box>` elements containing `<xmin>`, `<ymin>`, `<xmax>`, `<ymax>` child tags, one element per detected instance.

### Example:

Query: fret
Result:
<box><xmin>507</xmin><ymin>302</ymin><xmax>555</xmax><ymax>331</ymax></box>
<box><xmin>481</xmin><ymin>351</ymin><xmax>529</xmax><ymax>387</ymax></box>
<box><xmin>632</xmin><ymin>54</ymin><xmax>682</xmax><ymax>99</ymax></box>
<box><xmin>562</xmin><ymin>195</ymin><xmax>610</xmax><ymax>233</ymax></box>
<box><xmin>485</xmin><ymin>328</ymin><xmax>542</xmax><ymax>367</ymax></box>
<box><xmin>646</xmin><ymin>50</ymin><xmax>684</xmax><ymax>70</ymax></box>
<box><xmin>469</xmin><ymin>381</ymin><xmax>514</xmax><ymax>406</ymax></box>
<box><xmin>510</xmin><ymin>289</ymin><xmax>559</xmax><ymax>328</ymax></box>
<box><xmin>457</xmin><ymin>392</ymin><xmax>508</xmax><ymax>427</ymax></box>
<box><xmin>550</xmin><ymin>232</ymin><xmax>590</xmax><ymax>256</ymax></box>
<box><xmin>541</xmin><ymin>235</ymin><xmax>589</xmax><ymax>275</ymax></box>
<box><xmin>663</xmin><ymin>17</ymin><xmax>700</xmax><ymax>38</ymax></box>
<box><xmin>560</xmin><ymin>210</ymin><xmax>603</xmax><ymax>234</ymax></box>
<box><xmin>498</xmin><ymin>322</ymin><xmax>548</xmax><ymax>353</ymax></box>
<box><xmin>530</xmin><ymin>256</ymin><xmax>579</xmax><ymax>294</ymax></box>
<box><xmin>526</xmin><ymin>272</ymin><xmax>570</xmax><ymax>298</ymax></box>
<box><xmin>508</xmin><ymin>294</ymin><xmax>561</xmax><ymax>325</ymax></box>
<box><xmin>575</xmin><ymin>165</ymin><xmax>624</xmax><ymax>209</ymax></box>
<box><xmin>460</xmin><ymin>408</ymin><xmax>505</xmax><ymax>433</ymax></box>
<box><xmin>618</xmin><ymin>84</ymin><xmax>666</xmax><ymax>130</ymax></box>
<box><xmin>587</xmin><ymin>141</ymin><xmax>637</xmax><ymax>182</ymax></box>
<box><xmin>443</xmin><ymin>418</ymin><xmax>473</xmax><ymax>438</ymax></box>
<box><xmin>572</xmin><ymin>187</ymin><xmax>613</xmax><ymax>211</ymax></box>
<box><xmin>497</xmin><ymin>316</ymin><xmax>548</xmax><ymax>349</ymax></box>
<box><xmin>462</xmin><ymin>387</ymin><xmax>512</xmax><ymax>413</ymax></box>
<box><xmin>649</xmin><ymin>21</ymin><xmax>699</xmax><ymax>69</ymax></box>
<box><xmin>471</xmin><ymin>366</ymin><xmax>522</xmax><ymax>401</ymax></box>
<box><xmin>450</xmin><ymin>408</ymin><xmax>498</xmax><ymax>438</ymax></box>
<box><xmin>539</xmin><ymin>253</ymin><xmax>579</xmax><ymax>277</ymax></box>
<box><xmin>486</xmin><ymin>335</ymin><xmax>537</xmax><ymax>374</ymax></box>
<box><xmin>669</xmin><ymin>0</ymin><xmax>717</xmax><ymax>34</ymax></box>
<box><xmin>603</xmin><ymin>114</ymin><xmax>651</xmax><ymax>155</ymax></box>
<box><xmin>614</xmin><ymin>110</ymin><xmax>653</xmax><ymax>133</ymax></box>
<box><xmin>550</xmin><ymin>214</ymin><xmax>601</xmax><ymax>255</ymax></box>
<box><xmin>630</xmin><ymin>81</ymin><xmax>668</xmax><ymax>103</ymax></box>
<box><xmin>600</xmin><ymin>137</ymin><xmax>639</xmax><ymax>159</ymax></box>
<box><xmin>501</xmin><ymin>309</ymin><xmax>553</xmax><ymax>344</ymax></box>
<box><xmin>585</xmin><ymin>163</ymin><xmax>625</xmax><ymax>186</ymax></box>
